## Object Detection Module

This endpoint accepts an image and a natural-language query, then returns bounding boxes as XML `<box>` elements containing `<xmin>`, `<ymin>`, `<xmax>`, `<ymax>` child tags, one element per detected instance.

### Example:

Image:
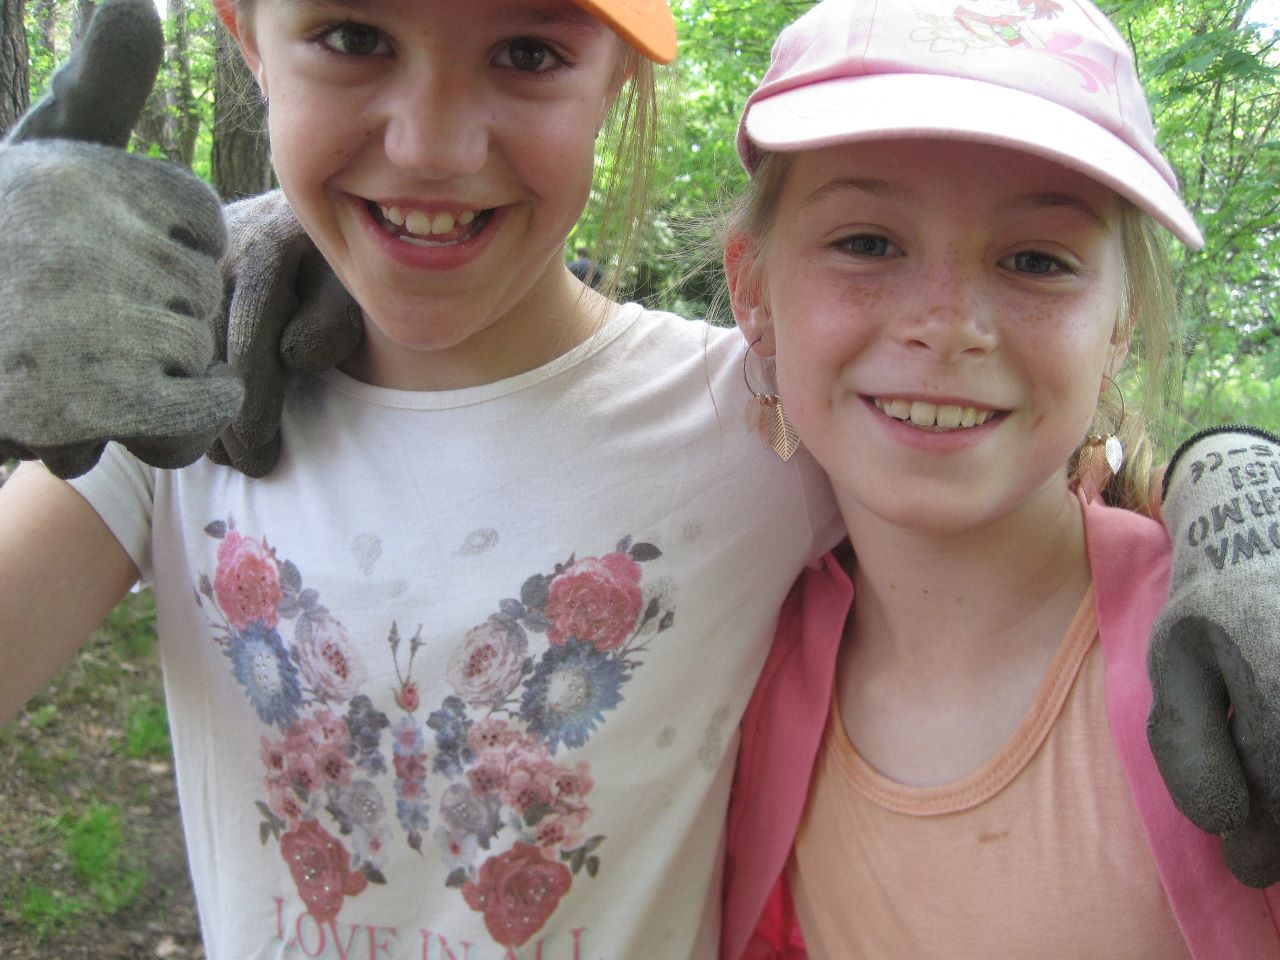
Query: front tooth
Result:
<box><xmin>458</xmin><ymin>210</ymin><xmax>475</xmax><ymax>225</ymax></box>
<box><xmin>960</xmin><ymin>407</ymin><xmax>977</xmax><ymax>428</ymax></box>
<box><xmin>909</xmin><ymin>401</ymin><xmax>937</xmax><ymax>427</ymax></box>
<box><xmin>935</xmin><ymin>404</ymin><xmax>962</xmax><ymax>429</ymax></box>
<box><xmin>405</xmin><ymin>209</ymin><xmax>433</xmax><ymax>235</ymax></box>
<box><xmin>430</xmin><ymin>212</ymin><xmax>456</xmax><ymax>235</ymax></box>
<box><xmin>385</xmin><ymin>205</ymin><xmax>406</xmax><ymax>226</ymax></box>
<box><xmin>884</xmin><ymin>398</ymin><xmax>911</xmax><ymax>420</ymax></box>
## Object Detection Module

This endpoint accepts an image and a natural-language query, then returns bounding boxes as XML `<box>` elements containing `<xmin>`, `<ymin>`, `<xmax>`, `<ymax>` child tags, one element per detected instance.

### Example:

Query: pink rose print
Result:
<box><xmin>266</xmin><ymin>776</ymin><xmax>310</xmax><ymax>828</ymax></box>
<box><xmin>502</xmin><ymin>749</ymin><xmax>557</xmax><ymax>815</ymax></box>
<box><xmin>545</xmin><ymin>552</ymin><xmax>643</xmax><ymax>652</ymax></box>
<box><xmin>297</xmin><ymin>610</ymin><xmax>366</xmax><ymax>702</ymax></box>
<box><xmin>551</xmin><ymin>761</ymin><xmax>593</xmax><ymax>801</ymax></box>
<box><xmin>447</xmin><ymin>617</ymin><xmax>528</xmax><ymax>707</ymax></box>
<box><xmin>468</xmin><ymin>717</ymin><xmax>524</xmax><ymax>753</ymax></box>
<box><xmin>280</xmin><ymin>820</ymin><xmax>369</xmax><ymax>924</ymax></box>
<box><xmin>462</xmin><ymin>843</ymin><xmax>573</xmax><ymax>947</ymax></box>
<box><xmin>214</xmin><ymin>531</ymin><xmax>282</xmax><ymax>630</ymax></box>
<box><xmin>531</xmin><ymin>808</ymin><xmax>586</xmax><ymax>858</ymax></box>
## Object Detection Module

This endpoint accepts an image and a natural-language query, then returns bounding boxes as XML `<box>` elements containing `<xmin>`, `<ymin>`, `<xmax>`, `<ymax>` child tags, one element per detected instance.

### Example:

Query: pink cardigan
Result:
<box><xmin>722</xmin><ymin>499</ymin><xmax>1280</xmax><ymax>959</ymax></box>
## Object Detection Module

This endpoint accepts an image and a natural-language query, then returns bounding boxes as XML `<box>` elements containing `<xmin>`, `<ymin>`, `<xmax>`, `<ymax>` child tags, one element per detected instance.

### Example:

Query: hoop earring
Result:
<box><xmin>1074</xmin><ymin>375</ymin><xmax>1126</xmax><ymax>504</ymax></box>
<box><xmin>743</xmin><ymin>337</ymin><xmax>799</xmax><ymax>462</ymax></box>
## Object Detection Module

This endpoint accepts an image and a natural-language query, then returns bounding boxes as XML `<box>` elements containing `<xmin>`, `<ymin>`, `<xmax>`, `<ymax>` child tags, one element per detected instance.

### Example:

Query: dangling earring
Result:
<box><xmin>743</xmin><ymin>337</ymin><xmax>799</xmax><ymax>462</ymax></box>
<box><xmin>1074</xmin><ymin>375</ymin><xmax>1126</xmax><ymax>504</ymax></box>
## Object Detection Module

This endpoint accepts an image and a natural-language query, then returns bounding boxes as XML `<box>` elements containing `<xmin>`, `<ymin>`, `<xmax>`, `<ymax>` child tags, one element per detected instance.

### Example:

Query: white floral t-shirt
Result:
<box><xmin>71</xmin><ymin>304</ymin><xmax>839</xmax><ymax>960</ymax></box>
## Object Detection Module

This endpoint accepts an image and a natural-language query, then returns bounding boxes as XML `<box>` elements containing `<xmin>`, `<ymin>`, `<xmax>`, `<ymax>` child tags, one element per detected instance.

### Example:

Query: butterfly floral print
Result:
<box><xmin>197</xmin><ymin>522</ymin><xmax>674</xmax><ymax>947</ymax></box>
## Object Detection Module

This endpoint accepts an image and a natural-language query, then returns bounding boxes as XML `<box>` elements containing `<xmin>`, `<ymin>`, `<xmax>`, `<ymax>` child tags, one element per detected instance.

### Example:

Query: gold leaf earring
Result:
<box><xmin>743</xmin><ymin>337</ymin><xmax>799</xmax><ymax>462</ymax></box>
<box><xmin>1075</xmin><ymin>375</ymin><xmax>1125</xmax><ymax>504</ymax></box>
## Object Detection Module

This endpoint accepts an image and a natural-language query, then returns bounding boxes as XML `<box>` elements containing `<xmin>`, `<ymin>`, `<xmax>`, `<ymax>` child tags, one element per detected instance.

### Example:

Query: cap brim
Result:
<box><xmin>575</xmin><ymin>0</ymin><xmax>677</xmax><ymax>64</ymax></box>
<box><xmin>742</xmin><ymin>73</ymin><xmax>1202</xmax><ymax>249</ymax></box>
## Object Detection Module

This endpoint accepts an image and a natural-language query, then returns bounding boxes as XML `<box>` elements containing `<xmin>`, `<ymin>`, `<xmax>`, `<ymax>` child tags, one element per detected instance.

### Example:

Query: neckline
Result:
<box><xmin>831</xmin><ymin>585</ymin><xmax>1098</xmax><ymax>816</ymax></box>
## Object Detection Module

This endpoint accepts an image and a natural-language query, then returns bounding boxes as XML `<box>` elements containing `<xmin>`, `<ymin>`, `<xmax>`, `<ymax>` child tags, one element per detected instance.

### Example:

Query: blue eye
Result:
<box><xmin>837</xmin><ymin>234</ymin><xmax>894</xmax><ymax>257</ymax></box>
<box><xmin>1010</xmin><ymin>251</ymin><xmax>1068</xmax><ymax>275</ymax></box>
<box><xmin>320</xmin><ymin>23</ymin><xmax>389</xmax><ymax>57</ymax></box>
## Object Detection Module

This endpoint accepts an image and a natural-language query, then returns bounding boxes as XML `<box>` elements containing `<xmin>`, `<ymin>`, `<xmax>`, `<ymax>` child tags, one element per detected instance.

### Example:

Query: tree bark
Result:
<box><xmin>211</xmin><ymin>22</ymin><xmax>273</xmax><ymax>200</ymax></box>
<box><xmin>169</xmin><ymin>0</ymin><xmax>198</xmax><ymax>167</ymax></box>
<box><xmin>0</xmin><ymin>0</ymin><xmax>29</xmax><ymax>136</ymax></box>
<box><xmin>72</xmin><ymin>0</ymin><xmax>96</xmax><ymax>47</ymax></box>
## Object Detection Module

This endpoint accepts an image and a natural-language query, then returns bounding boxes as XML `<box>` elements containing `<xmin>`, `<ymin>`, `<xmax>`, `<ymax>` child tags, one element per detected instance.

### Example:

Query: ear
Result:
<box><xmin>1106</xmin><ymin>332</ymin><xmax>1130</xmax><ymax>380</ymax></box>
<box><xmin>212</xmin><ymin>0</ymin><xmax>241</xmax><ymax>40</ymax></box>
<box><xmin>724</xmin><ymin>235</ymin><xmax>775</xmax><ymax>356</ymax></box>
<box><xmin>214</xmin><ymin>1</ymin><xmax>267</xmax><ymax>93</ymax></box>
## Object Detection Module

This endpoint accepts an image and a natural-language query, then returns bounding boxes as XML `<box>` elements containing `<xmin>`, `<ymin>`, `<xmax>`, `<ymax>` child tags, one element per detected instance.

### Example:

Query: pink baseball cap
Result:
<box><xmin>737</xmin><ymin>0</ymin><xmax>1203</xmax><ymax>248</ymax></box>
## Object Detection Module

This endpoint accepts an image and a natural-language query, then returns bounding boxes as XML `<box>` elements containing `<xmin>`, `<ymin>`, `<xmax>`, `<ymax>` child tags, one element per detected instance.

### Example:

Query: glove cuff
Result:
<box><xmin>1162</xmin><ymin>425</ymin><xmax>1280</xmax><ymax>500</ymax></box>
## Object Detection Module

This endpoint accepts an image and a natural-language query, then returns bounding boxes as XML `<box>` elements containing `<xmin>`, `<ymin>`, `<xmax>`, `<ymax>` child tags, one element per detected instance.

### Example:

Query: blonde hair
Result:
<box><xmin>589</xmin><ymin>48</ymin><xmax>661</xmax><ymax>302</ymax></box>
<box><xmin>1074</xmin><ymin>202</ymin><xmax>1181</xmax><ymax>515</ymax></box>
<box><xmin>722</xmin><ymin>152</ymin><xmax>1182</xmax><ymax>515</ymax></box>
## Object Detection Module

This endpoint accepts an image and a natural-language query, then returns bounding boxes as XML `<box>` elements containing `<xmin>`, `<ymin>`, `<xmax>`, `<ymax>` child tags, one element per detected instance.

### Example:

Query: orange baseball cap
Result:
<box><xmin>212</xmin><ymin>0</ymin><xmax>677</xmax><ymax>64</ymax></box>
<box><xmin>576</xmin><ymin>0</ymin><xmax>677</xmax><ymax>63</ymax></box>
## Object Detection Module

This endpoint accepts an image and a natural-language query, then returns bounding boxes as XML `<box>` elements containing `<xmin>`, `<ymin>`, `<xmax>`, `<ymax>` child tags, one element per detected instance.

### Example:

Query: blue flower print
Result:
<box><xmin>225</xmin><ymin>621</ymin><xmax>303</xmax><ymax>730</ymax></box>
<box><xmin>520</xmin><ymin>639</ymin><xmax>628</xmax><ymax>753</ymax></box>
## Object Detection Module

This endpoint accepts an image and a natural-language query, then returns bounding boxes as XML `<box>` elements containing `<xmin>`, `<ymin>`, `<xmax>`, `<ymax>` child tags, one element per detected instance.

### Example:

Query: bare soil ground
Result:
<box><xmin>0</xmin><ymin>590</ymin><xmax>205</xmax><ymax>958</ymax></box>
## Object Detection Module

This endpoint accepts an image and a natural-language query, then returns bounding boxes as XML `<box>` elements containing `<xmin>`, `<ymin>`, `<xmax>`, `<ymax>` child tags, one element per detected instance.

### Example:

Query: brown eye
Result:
<box><xmin>322</xmin><ymin>24</ymin><xmax>387</xmax><ymax>57</ymax></box>
<box><xmin>497</xmin><ymin>38</ymin><xmax>561</xmax><ymax>73</ymax></box>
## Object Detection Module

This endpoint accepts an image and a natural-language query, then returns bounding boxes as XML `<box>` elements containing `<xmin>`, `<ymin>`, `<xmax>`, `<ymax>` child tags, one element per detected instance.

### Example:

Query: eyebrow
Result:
<box><xmin>1004</xmin><ymin>191</ymin><xmax>1110</xmax><ymax>228</ymax></box>
<box><xmin>797</xmin><ymin>177</ymin><xmax>915</xmax><ymax>212</ymax></box>
<box><xmin>278</xmin><ymin>0</ymin><xmax>598</xmax><ymax>28</ymax></box>
<box><xmin>798</xmin><ymin>179</ymin><xmax>1109</xmax><ymax>227</ymax></box>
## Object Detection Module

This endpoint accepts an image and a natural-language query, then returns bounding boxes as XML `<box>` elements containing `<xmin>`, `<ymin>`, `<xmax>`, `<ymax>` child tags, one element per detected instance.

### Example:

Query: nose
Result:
<box><xmin>897</xmin><ymin>259</ymin><xmax>998</xmax><ymax>361</ymax></box>
<box><xmin>381</xmin><ymin>68</ymin><xmax>489</xmax><ymax>178</ymax></box>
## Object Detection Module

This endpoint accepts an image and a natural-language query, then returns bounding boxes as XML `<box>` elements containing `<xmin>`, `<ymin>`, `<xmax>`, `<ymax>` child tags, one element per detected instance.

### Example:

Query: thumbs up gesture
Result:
<box><xmin>0</xmin><ymin>0</ymin><xmax>243</xmax><ymax>478</ymax></box>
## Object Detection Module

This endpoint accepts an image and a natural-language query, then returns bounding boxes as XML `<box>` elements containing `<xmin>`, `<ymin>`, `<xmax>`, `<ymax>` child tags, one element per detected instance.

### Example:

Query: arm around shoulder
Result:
<box><xmin>0</xmin><ymin>462</ymin><xmax>139</xmax><ymax>724</ymax></box>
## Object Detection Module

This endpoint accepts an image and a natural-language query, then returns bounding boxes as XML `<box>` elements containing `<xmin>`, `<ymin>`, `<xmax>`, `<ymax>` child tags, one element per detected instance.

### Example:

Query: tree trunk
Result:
<box><xmin>0</xmin><ymin>0</ymin><xmax>29</xmax><ymax>136</ymax></box>
<box><xmin>168</xmin><ymin>0</ymin><xmax>198</xmax><ymax>167</ymax></box>
<box><xmin>72</xmin><ymin>0</ymin><xmax>96</xmax><ymax>46</ymax></box>
<box><xmin>211</xmin><ymin>23</ymin><xmax>273</xmax><ymax>200</ymax></box>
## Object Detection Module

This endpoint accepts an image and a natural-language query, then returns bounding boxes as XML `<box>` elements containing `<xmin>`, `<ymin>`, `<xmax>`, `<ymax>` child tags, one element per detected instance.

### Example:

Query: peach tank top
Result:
<box><xmin>790</xmin><ymin>589</ymin><xmax>1191</xmax><ymax>959</ymax></box>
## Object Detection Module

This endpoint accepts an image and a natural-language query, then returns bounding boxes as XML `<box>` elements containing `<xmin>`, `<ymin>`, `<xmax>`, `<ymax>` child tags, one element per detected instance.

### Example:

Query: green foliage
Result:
<box><xmin>12</xmin><ymin>883</ymin><xmax>89</xmax><ymax>944</ymax></box>
<box><xmin>123</xmin><ymin>697</ymin><xmax>171</xmax><ymax>759</ymax></box>
<box><xmin>64</xmin><ymin>803</ymin><xmax>147</xmax><ymax>913</ymax></box>
<box><xmin>7</xmin><ymin>804</ymin><xmax>142</xmax><ymax>941</ymax></box>
<box><xmin>1104</xmin><ymin>1</ymin><xmax>1280</xmax><ymax>434</ymax></box>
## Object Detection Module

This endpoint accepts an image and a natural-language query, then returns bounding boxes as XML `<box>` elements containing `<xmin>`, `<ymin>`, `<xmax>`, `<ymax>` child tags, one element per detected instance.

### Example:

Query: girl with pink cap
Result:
<box><xmin>720</xmin><ymin>1</ymin><xmax>1280</xmax><ymax>957</ymax></box>
<box><xmin>0</xmin><ymin>1</ymin><xmax>845</xmax><ymax>956</ymax></box>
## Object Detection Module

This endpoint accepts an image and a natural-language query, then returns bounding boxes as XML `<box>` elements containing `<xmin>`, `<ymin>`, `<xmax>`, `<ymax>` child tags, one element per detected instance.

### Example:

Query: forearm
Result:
<box><xmin>0</xmin><ymin>464</ymin><xmax>139</xmax><ymax>724</ymax></box>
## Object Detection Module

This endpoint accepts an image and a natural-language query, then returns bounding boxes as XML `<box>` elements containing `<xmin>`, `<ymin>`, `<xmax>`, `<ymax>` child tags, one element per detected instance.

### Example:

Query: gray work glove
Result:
<box><xmin>206</xmin><ymin>191</ymin><xmax>363</xmax><ymax>478</ymax></box>
<box><xmin>0</xmin><ymin>0</ymin><xmax>243</xmax><ymax>478</ymax></box>
<box><xmin>1148</xmin><ymin>426</ymin><xmax>1280</xmax><ymax>888</ymax></box>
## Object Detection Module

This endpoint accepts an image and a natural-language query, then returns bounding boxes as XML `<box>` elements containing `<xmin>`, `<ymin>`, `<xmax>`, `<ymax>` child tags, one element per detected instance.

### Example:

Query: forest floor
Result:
<box><xmin>0</xmin><ymin>589</ymin><xmax>205</xmax><ymax>958</ymax></box>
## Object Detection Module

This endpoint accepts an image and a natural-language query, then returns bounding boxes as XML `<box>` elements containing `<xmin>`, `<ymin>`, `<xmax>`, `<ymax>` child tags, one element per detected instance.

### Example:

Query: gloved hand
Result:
<box><xmin>207</xmin><ymin>191</ymin><xmax>363</xmax><ymax>478</ymax></box>
<box><xmin>0</xmin><ymin>0</ymin><xmax>242</xmax><ymax>478</ymax></box>
<box><xmin>1147</xmin><ymin>426</ymin><xmax>1280</xmax><ymax>888</ymax></box>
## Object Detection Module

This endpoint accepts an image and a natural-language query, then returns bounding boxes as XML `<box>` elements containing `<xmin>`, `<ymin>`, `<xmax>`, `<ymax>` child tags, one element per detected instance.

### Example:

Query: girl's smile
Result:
<box><xmin>233</xmin><ymin>0</ymin><xmax>628</xmax><ymax>390</ymax></box>
<box><xmin>743</xmin><ymin>138</ymin><xmax>1128</xmax><ymax>540</ymax></box>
